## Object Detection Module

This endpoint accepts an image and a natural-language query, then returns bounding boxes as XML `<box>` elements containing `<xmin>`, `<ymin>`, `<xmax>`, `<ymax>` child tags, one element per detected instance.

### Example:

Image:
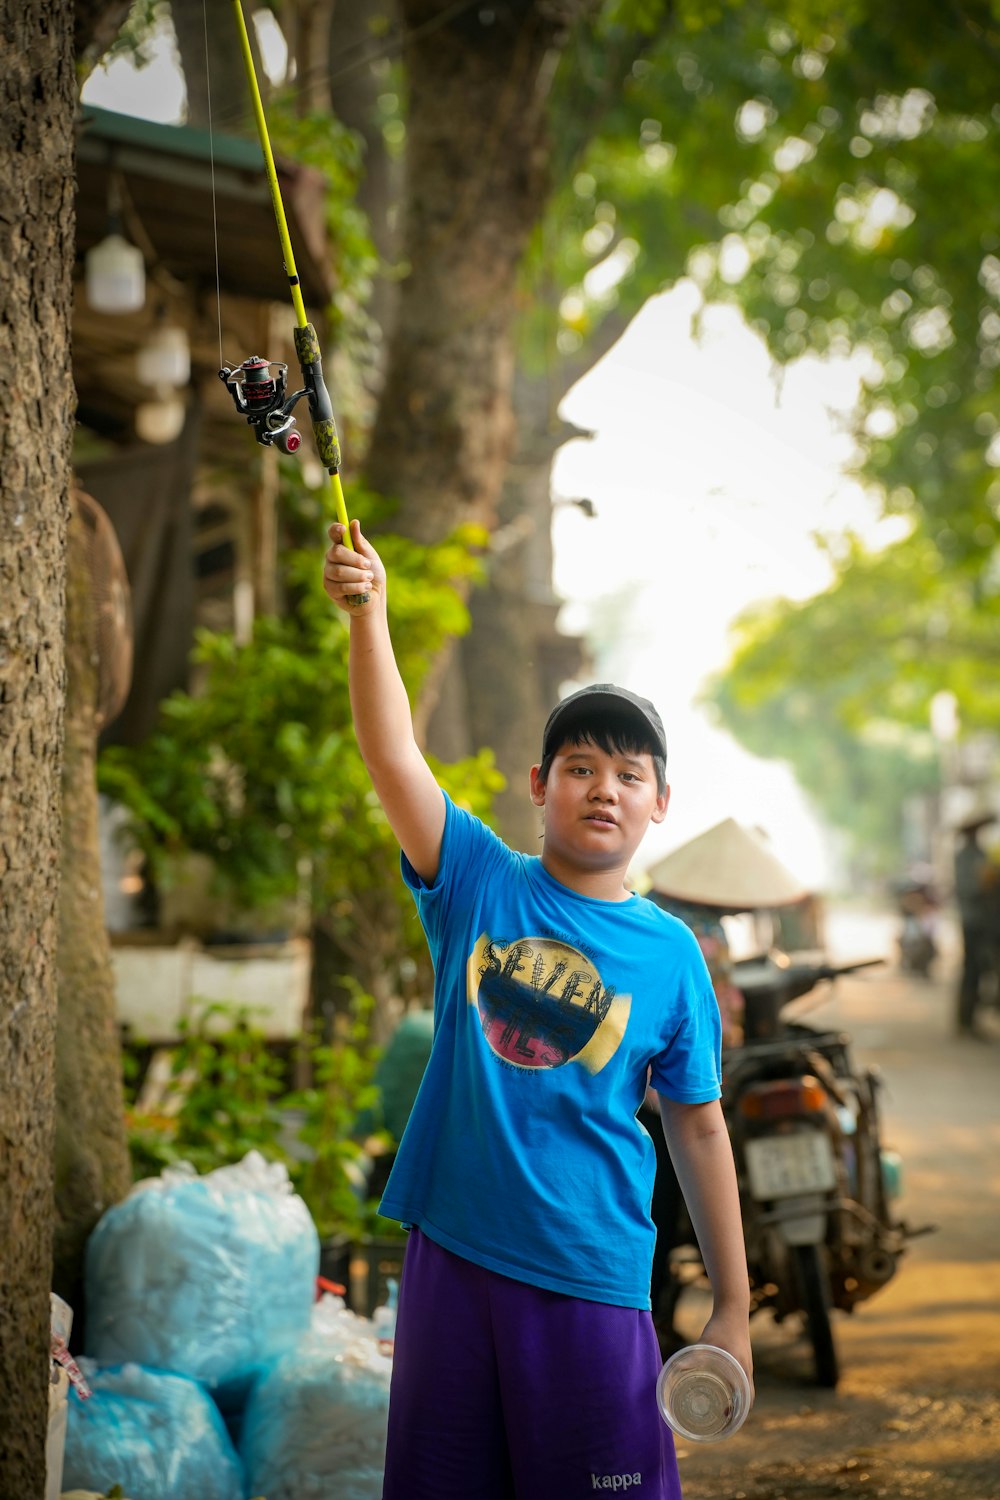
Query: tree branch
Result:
<box><xmin>74</xmin><ymin>0</ymin><xmax>133</xmax><ymax>66</ymax></box>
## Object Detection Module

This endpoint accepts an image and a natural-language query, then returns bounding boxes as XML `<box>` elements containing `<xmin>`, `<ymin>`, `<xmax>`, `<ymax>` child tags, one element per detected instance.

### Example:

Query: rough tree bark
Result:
<box><xmin>416</xmin><ymin>17</ymin><xmax>653</xmax><ymax>834</ymax></box>
<box><xmin>0</xmin><ymin>1</ymin><xmax>77</xmax><ymax>1489</ymax></box>
<box><xmin>363</xmin><ymin>0</ymin><xmax>592</xmax><ymax>544</ymax></box>
<box><xmin>51</xmin><ymin>500</ymin><xmax>134</xmax><ymax>1341</ymax></box>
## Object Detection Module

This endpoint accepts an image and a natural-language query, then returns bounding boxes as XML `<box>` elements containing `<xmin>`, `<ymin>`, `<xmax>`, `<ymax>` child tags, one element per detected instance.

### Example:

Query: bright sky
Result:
<box><xmin>82</xmin><ymin>21</ymin><xmax>896</xmax><ymax>893</ymax></box>
<box><xmin>83</xmin><ymin>19</ymin><xmax>186</xmax><ymax>122</ymax></box>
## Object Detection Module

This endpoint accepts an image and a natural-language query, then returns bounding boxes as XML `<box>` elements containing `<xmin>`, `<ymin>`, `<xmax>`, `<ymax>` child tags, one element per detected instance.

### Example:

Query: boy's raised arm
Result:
<box><xmin>324</xmin><ymin>519</ymin><xmax>446</xmax><ymax>884</ymax></box>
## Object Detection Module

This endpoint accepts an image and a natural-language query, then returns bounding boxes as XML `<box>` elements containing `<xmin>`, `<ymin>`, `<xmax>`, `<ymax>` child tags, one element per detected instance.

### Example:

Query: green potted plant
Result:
<box><xmin>124</xmin><ymin>992</ymin><xmax>406</xmax><ymax>1313</ymax></box>
<box><xmin>98</xmin><ymin>488</ymin><xmax>500</xmax><ymax>987</ymax></box>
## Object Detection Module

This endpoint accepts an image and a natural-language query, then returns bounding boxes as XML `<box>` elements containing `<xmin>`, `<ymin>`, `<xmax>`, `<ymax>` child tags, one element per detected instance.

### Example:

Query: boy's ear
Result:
<box><xmin>650</xmin><ymin>785</ymin><xmax>671</xmax><ymax>825</ymax></box>
<box><xmin>529</xmin><ymin>764</ymin><xmax>545</xmax><ymax>806</ymax></box>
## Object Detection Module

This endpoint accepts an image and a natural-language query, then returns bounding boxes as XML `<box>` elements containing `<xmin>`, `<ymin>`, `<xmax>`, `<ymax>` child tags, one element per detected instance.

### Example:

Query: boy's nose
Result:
<box><xmin>590</xmin><ymin>774</ymin><xmax>618</xmax><ymax>801</ymax></box>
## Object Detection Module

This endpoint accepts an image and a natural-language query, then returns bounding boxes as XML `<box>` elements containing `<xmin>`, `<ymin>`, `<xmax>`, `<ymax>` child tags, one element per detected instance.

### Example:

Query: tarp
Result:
<box><xmin>645</xmin><ymin>817</ymin><xmax>810</xmax><ymax>912</ymax></box>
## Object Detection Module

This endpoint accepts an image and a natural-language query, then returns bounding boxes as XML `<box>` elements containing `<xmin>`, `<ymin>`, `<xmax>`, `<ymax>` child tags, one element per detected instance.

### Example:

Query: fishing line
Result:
<box><xmin>204</xmin><ymin>0</ymin><xmax>482</xmax><ymax>132</ymax></box>
<box><xmin>217</xmin><ymin>0</ymin><xmax>369</xmax><ymax>604</ymax></box>
<box><xmin>202</xmin><ymin>0</ymin><xmax>224</xmax><ymax>370</ymax></box>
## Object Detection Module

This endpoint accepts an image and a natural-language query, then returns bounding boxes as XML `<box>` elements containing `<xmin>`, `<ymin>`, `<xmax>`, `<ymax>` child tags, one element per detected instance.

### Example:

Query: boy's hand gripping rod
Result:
<box><xmin>219</xmin><ymin>0</ymin><xmax>369</xmax><ymax>606</ymax></box>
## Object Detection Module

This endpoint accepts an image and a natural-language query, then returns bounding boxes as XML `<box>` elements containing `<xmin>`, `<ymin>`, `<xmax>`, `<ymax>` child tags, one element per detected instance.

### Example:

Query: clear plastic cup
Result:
<box><xmin>656</xmin><ymin>1343</ymin><xmax>752</xmax><ymax>1442</ymax></box>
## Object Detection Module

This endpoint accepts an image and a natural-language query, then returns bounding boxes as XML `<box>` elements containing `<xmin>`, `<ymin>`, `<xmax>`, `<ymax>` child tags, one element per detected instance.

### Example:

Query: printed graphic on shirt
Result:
<box><xmin>467</xmin><ymin>932</ymin><xmax>631</xmax><ymax>1074</ymax></box>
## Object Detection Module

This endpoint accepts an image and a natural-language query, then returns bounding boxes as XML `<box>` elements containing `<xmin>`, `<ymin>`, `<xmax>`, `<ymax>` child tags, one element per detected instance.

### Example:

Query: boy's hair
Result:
<box><xmin>537</xmin><ymin>708</ymin><xmax>668</xmax><ymax>798</ymax></box>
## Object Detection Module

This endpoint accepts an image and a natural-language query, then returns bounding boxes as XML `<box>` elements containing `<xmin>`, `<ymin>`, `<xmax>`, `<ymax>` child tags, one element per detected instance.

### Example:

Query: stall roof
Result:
<box><xmin>76</xmin><ymin>104</ymin><xmax>334</xmax><ymax>307</ymax></box>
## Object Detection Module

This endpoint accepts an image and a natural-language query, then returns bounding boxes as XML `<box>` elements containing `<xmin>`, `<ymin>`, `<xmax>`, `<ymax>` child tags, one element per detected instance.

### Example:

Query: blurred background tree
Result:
<box><xmin>675</xmin><ymin>0</ymin><xmax>1000</xmax><ymax>873</ymax></box>
<box><xmin>99</xmin><ymin>478</ymin><xmax>501</xmax><ymax>1035</ymax></box>
<box><xmin>515</xmin><ymin>0</ymin><xmax>1000</xmax><ymax>872</ymax></box>
<box><xmin>99</xmin><ymin>0</ymin><xmax>1000</xmax><ymax>950</ymax></box>
<box><xmin>29</xmin><ymin>0</ymin><xmax>1000</xmax><ymax>1478</ymax></box>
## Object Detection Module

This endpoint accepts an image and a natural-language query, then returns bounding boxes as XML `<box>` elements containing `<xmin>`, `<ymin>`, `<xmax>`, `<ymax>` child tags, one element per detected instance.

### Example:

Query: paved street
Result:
<box><xmin>676</xmin><ymin>905</ymin><xmax>1000</xmax><ymax>1500</ymax></box>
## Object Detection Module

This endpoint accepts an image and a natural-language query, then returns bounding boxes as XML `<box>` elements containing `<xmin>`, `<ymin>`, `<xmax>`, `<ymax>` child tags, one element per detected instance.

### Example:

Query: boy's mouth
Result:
<box><xmin>585</xmin><ymin>811</ymin><xmax>618</xmax><ymax>826</ymax></box>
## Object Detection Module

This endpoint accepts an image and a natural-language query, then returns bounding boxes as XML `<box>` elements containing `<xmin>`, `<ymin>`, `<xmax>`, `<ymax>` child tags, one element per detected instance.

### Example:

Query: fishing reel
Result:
<box><xmin>219</xmin><ymin>355</ymin><xmax>305</xmax><ymax>454</ymax></box>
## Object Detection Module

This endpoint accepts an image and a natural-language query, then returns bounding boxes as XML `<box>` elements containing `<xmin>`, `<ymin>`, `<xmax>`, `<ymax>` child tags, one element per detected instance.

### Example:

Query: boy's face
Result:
<box><xmin>529</xmin><ymin>739</ymin><xmax>669</xmax><ymax>873</ymax></box>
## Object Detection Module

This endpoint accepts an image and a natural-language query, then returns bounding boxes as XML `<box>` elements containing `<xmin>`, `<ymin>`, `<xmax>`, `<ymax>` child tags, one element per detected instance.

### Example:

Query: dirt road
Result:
<box><xmin>675</xmin><ymin>908</ymin><xmax>1000</xmax><ymax>1500</ymax></box>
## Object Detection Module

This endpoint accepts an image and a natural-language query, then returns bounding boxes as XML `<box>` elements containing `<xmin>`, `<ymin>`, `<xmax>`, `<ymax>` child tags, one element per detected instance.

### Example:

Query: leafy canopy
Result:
<box><xmin>527</xmin><ymin>0</ymin><xmax>1000</xmax><ymax>866</ymax></box>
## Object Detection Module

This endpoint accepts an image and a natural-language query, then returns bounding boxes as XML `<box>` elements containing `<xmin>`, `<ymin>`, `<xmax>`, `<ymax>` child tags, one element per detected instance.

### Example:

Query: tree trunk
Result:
<box><xmin>328</xmin><ymin>0</ymin><xmax>403</xmax><ymax>391</ymax></box>
<box><xmin>0</xmin><ymin>1</ymin><xmax>76</xmax><ymax>1488</ymax></box>
<box><xmin>364</xmin><ymin>0</ymin><xmax>585</xmax><ymax>543</ymax></box>
<box><xmin>75</xmin><ymin>0</ymin><xmax>131</xmax><ymax>67</ymax></box>
<box><xmin>427</xmin><ymin>302</ymin><xmax>630</xmax><ymax>846</ymax></box>
<box><xmin>170</xmin><ymin>0</ymin><xmax>254</xmax><ymax>129</ymax></box>
<box><xmin>51</xmin><ymin>501</ymin><xmax>133</xmax><ymax>1342</ymax></box>
<box><xmin>428</xmin><ymin>364</ymin><xmax>591</xmax><ymax>846</ymax></box>
<box><xmin>291</xmin><ymin>0</ymin><xmax>335</xmax><ymax>114</ymax></box>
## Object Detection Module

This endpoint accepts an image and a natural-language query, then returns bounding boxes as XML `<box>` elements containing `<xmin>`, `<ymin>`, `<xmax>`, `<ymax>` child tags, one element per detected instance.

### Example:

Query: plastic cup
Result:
<box><xmin>655</xmin><ymin>1343</ymin><xmax>752</xmax><ymax>1442</ymax></box>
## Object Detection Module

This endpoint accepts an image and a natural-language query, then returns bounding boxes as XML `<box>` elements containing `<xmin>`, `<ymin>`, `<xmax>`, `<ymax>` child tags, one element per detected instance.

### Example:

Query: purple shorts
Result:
<box><xmin>382</xmin><ymin>1229</ymin><xmax>681</xmax><ymax>1500</ymax></box>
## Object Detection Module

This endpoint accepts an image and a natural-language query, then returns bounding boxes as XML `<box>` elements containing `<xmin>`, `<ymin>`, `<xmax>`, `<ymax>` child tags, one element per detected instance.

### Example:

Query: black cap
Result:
<box><xmin>542</xmin><ymin>683</ymin><xmax>667</xmax><ymax>761</ymax></box>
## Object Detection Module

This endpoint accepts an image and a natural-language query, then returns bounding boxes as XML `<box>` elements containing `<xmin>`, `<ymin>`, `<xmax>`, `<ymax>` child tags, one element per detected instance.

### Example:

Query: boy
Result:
<box><xmin>325</xmin><ymin>520</ymin><xmax>752</xmax><ymax>1500</ymax></box>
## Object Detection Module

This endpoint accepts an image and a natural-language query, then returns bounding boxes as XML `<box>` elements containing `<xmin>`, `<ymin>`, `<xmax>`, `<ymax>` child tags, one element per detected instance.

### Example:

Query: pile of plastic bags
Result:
<box><xmin>62</xmin><ymin>1364</ymin><xmax>244</xmax><ymax>1500</ymax></box>
<box><xmin>85</xmin><ymin>1153</ymin><xmax>319</xmax><ymax>1403</ymax></box>
<box><xmin>240</xmin><ymin>1295</ymin><xmax>393</xmax><ymax>1500</ymax></box>
<box><xmin>63</xmin><ymin>1151</ymin><xmax>392</xmax><ymax>1500</ymax></box>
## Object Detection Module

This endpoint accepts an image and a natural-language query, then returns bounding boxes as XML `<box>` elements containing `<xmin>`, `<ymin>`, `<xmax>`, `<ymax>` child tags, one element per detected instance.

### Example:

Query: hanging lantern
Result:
<box><xmin>135</xmin><ymin>393</ymin><xmax>186</xmax><ymax>445</ymax></box>
<box><xmin>137</xmin><ymin>324</ymin><xmax>190</xmax><ymax>388</ymax></box>
<box><xmin>85</xmin><ymin>232</ymin><xmax>146</xmax><ymax>314</ymax></box>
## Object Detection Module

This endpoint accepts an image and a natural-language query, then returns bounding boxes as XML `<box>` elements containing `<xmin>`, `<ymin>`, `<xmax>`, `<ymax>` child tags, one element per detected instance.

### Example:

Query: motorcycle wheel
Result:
<box><xmin>793</xmin><ymin>1243</ymin><xmax>839</xmax><ymax>1389</ymax></box>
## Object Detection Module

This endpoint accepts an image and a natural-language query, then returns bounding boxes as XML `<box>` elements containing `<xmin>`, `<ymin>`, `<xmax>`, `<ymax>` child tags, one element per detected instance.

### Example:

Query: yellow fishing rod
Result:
<box><xmin>220</xmin><ymin>0</ymin><xmax>368</xmax><ymax>604</ymax></box>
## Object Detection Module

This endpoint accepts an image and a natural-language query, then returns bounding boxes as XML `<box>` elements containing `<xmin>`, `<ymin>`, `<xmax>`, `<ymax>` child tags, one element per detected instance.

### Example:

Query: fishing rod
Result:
<box><xmin>219</xmin><ymin>0</ymin><xmax>369</xmax><ymax>605</ymax></box>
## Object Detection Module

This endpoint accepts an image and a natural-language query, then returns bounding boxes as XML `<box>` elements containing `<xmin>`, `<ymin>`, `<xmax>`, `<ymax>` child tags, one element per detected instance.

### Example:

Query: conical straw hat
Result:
<box><xmin>952</xmin><ymin>801</ymin><xmax>997</xmax><ymax>833</ymax></box>
<box><xmin>645</xmin><ymin>817</ymin><xmax>809</xmax><ymax>912</ymax></box>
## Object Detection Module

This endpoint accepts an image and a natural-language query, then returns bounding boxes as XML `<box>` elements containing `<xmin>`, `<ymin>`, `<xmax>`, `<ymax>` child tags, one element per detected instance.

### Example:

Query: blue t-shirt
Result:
<box><xmin>379</xmin><ymin>794</ymin><xmax>722</xmax><ymax>1309</ymax></box>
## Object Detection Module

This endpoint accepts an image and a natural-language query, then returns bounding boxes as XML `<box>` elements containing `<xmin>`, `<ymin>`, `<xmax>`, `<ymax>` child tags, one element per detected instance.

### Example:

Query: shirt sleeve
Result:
<box><xmin>648</xmin><ymin>927</ymin><xmax>723</xmax><ymax>1103</ymax></box>
<box><xmin>400</xmin><ymin>792</ymin><xmax>509</xmax><ymax>945</ymax></box>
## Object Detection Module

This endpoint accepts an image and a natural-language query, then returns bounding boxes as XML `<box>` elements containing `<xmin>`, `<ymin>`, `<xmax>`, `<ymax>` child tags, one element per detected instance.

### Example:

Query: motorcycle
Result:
<box><xmin>659</xmin><ymin>950</ymin><xmax>931</xmax><ymax>1388</ymax></box>
<box><xmin>894</xmin><ymin>876</ymin><xmax>940</xmax><ymax>978</ymax></box>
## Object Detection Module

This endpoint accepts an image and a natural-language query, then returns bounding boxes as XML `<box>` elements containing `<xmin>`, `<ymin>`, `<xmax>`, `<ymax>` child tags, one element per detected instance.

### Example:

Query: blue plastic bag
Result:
<box><xmin>240</xmin><ymin>1295</ymin><xmax>391</xmax><ymax>1500</ymax></box>
<box><xmin>85</xmin><ymin>1152</ymin><xmax>319</xmax><ymax>1400</ymax></box>
<box><xmin>62</xmin><ymin>1363</ymin><xmax>243</xmax><ymax>1500</ymax></box>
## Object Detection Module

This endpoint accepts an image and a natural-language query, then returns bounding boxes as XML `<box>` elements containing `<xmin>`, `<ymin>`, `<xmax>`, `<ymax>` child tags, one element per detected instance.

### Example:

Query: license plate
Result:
<box><xmin>744</xmin><ymin>1131</ymin><xmax>837</xmax><ymax>1199</ymax></box>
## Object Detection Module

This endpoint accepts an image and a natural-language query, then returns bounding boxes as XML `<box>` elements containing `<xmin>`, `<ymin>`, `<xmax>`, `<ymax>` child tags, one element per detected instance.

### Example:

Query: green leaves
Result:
<box><xmin>265</xmin><ymin>99</ymin><xmax>378</xmax><ymax>356</ymax></box>
<box><xmin>283</xmin><ymin>982</ymin><xmax>387</xmax><ymax>1241</ymax></box>
<box><xmin>126</xmin><ymin>1003</ymin><xmax>289</xmax><ymax>1181</ymax></box>
<box><xmin>97</xmin><ymin>469</ymin><xmax>498</xmax><ymax>983</ymax></box>
<box><xmin>530</xmin><ymin>0</ymin><xmax>1000</xmax><ymax>868</ymax></box>
<box><xmin>703</xmin><ymin>523</ymin><xmax>1000</xmax><ymax>873</ymax></box>
<box><xmin>682</xmin><ymin>2</ymin><xmax>1000</xmax><ymax>569</ymax></box>
<box><xmin>536</xmin><ymin>0</ymin><xmax>1000</xmax><ymax>575</ymax></box>
<box><xmin>125</xmin><ymin>994</ymin><xmax>390</xmax><ymax>1241</ymax></box>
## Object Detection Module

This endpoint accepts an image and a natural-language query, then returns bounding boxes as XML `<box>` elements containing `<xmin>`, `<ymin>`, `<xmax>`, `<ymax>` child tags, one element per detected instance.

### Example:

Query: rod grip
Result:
<box><xmin>329</xmin><ymin>474</ymin><xmax>370</xmax><ymax>608</ymax></box>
